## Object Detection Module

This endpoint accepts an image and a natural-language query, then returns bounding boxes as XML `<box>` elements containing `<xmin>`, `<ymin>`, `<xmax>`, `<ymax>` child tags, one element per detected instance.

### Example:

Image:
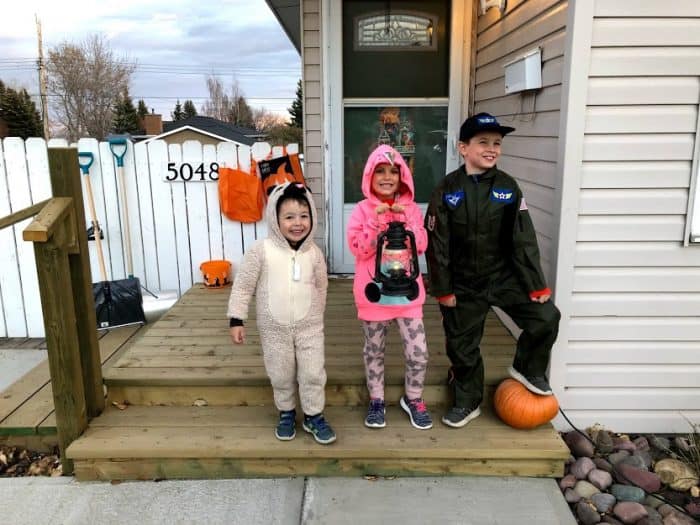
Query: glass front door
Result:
<box><xmin>329</xmin><ymin>0</ymin><xmax>466</xmax><ymax>273</ymax></box>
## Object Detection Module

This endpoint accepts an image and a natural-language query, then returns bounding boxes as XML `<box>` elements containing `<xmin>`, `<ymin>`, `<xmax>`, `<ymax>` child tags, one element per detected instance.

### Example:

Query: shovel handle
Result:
<box><xmin>81</xmin><ymin>167</ymin><xmax>108</xmax><ymax>282</ymax></box>
<box><xmin>108</xmin><ymin>136</ymin><xmax>128</xmax><ymax>167</ymax></box>
<box><xmin>78</xmin><ymin>151</ymin><xmax>94</xmax><ymax>175</ymax></box>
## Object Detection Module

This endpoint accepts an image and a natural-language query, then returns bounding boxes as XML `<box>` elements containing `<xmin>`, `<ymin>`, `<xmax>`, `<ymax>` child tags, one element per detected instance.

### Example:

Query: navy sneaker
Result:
<box><xmin>365</xmin><ymin>399</ymin><xmax>386</xmax><ymax>428</ymax></box>
<box><xmin>275</xmin><ymin>409</ymin><xmax>296</xmax><ymax>441</ymax></box>
<box><xmin>399</xmin><ymin>396</ymin><xmax>433</xmax><ymax>430</ymax></box>
<box><xmin>441</xmin><ymin>405</ymin><xmax>481</xmax><ymax>428</ymax></box>
<box><xmin>303</xmin><ymin>413</ymin><xmax>337</xmax><ymax>444</ymax></box>
<box><xmin>508</xmin><ymin>366</ymin><xmax>553</xmax><ymax>396</ymax></box>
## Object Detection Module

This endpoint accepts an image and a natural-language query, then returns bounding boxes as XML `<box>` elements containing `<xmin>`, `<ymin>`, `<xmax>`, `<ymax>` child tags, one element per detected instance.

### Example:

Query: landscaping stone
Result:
<box><xmin>643</xmin><ymin>494</ymin><xmax>665</xmax><ymax>509</ymax></box>
<box><xmin>614</xmin><ymin>463</ymin><xmax>662</xmax><ymax>493</ymax></box>
<box><xmin>572</xmin><ymin>457</ymin><xmax>597</xmax><ymax>479</ymax></box>
<box><xmin>608</xmin><ymin>451</ymin><xmax>631</xmax><ymax>465</ymax></box>
<box><xmin>633</xmin><ymin>449</ymin><xmax>653</xmax><ymax>469</ymax></box>
<box><xmin>611</xmin><ymin>483</ymin><xmax>646</xmax><ymax>503</ymax></box>
<box><xmin>648</xmin><ymin>436</ymin><xmax>670</xmax><ymax>452</ymax></box>
<box><xmin>565</xmin><ymin>487</ymin><xmax>582</xmax><ymax>503</ymax></box>
<box><xmin>588</xmin><ymin>469</ymin><xmax>613</xmax><ymax>491</ymax></box>
<box><xmin>591</xmin><ymin>492</ymin><xmax>616</xmax><ymax>513</ymax></box>
<box><xmin>613</xmin><ymin>501</ymin><xmax>648</xmax><ymax>523</ymax></box>
<box><xmin>654</xmin><ymin>459</ymin><xmax>700</xmax><ymax>491</ymax></box>
<box><xmin>601</xmin><ymin>516</ymin><xmax>624</xmax><ymax>525</ymax></box>
<box><xmin>613</xmin><ymin>437</ymin><xmax>637</xmax><ymax>453</ymax></box>
<box><xmin>575</xmin><ymin>480</ymin><xmax>601</xmax><ymax>499</ymax></box>
<box><xmin>576</xmin><ymin>500</ymin><xmax>602</xmax><ymax>525</ymax></box>
<box><xmin>617</xmin><ymin>454</ymin><xmax>648</xmax><ymax>471</ymax></box>
<box><xmin>596</xmin><ymin>431</ymin><xmax>614</xmax><ymax>454</ymax></box>
<box><xmin>642</xmin><ymin>505</ymin><xmax>663</xmax><ymax>523</ymax></box>
<box><xmin>566</xmin><ymin>431</ymin><xmax>596</xmax><ymax>458</ymax></box>
<box><xmin>558</xmin><ymin>428</ymin><xmax>699</xmax><ymax>525</ymax></box>
<box><xmin>560</xmin><ymin>473</ymin><xmax>577</xmax><ymax>490</ymax></box>
<box><xmin>661</xmin><ymin>510</ymin><xmax>698</xmax><ymax>525</ymax></box>
<box><xmin>594</xmin><ymin>457</ymin><xmax>614</xmax><ymax>473</ymax></box>
<box><xmin>633</xmin><ymin>436</ymin><xmax>650</xmax><ymax>451</ymax></box>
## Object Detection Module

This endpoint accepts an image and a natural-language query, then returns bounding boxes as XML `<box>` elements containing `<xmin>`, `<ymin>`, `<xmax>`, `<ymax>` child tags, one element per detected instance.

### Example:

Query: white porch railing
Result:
<box><xmin>0</xmin><ymin>137</ymin><xmax>297</xmax><ymax>337</ymax></box>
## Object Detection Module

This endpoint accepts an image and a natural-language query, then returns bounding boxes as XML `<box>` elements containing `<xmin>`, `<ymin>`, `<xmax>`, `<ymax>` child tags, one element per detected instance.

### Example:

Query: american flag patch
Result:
<box><xmin>519</xmin><ymin>198</ymin><xmax>528</xmax><ymax>211</ymax></box>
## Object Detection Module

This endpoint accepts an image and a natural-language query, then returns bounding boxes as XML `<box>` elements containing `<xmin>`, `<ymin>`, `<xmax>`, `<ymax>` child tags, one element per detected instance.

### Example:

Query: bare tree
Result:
<box><xmin>201</xmin><ymin>76</ymin><xmax>230</xmax><ymax>121</ymax></box>
<box><xmin>202</xmin><ymin>75</ymin><xmax>254</xmax><ymax>128</ymax></box>
<box><xmin>252</xmin><ymin>107</ymin><xmax>287</xmax><ymax>132</ymax></box>
<box><xmin>47</xmin><ymin>34</ymin><xmax>135</xmax><ymax>141</ymax></box>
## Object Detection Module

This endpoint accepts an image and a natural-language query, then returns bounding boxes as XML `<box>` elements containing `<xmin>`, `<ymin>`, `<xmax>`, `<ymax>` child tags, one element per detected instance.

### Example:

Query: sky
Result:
<box><xmin>0</xmin><ymin>0</ymin><xmax>301</xmax><ymax>123</ymax></box>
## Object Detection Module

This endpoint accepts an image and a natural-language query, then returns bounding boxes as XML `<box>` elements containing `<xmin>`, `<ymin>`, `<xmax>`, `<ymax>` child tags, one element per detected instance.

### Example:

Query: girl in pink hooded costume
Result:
<box><xmin>347</xmin><ymin>145</ymin><xmax>432</xmax><ymax>430</ymax></box>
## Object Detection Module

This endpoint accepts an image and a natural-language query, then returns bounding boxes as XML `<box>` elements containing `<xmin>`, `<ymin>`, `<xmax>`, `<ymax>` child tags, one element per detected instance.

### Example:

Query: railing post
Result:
<box><xmin>47</xmin><ymin>148</ymin><xmax>104</xmax><ymax>417</ymax></box>
<box><xmin>32</xmin><ymin>219</ymin><xmax>87</xmax><ymax>475</ymax></box>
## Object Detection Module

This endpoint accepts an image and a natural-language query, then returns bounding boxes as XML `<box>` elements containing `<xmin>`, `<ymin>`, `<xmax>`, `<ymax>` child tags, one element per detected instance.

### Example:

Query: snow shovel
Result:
<box><xmin>79</xmin><ymin>151</ymin><xmax>145</xmax><ymax>329</ymax></box>
<box><xmin>107</xmin><ymin>136</ymin><xmax>175</xmax><ymax>323</ymax></box>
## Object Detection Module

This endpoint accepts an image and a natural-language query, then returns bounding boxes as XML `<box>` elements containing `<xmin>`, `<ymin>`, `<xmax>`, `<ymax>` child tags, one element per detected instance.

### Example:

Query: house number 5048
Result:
<box><xmin>166</xmin><ymin>162</ymin><xmax>219</xmax><ymax>181</ymax></box>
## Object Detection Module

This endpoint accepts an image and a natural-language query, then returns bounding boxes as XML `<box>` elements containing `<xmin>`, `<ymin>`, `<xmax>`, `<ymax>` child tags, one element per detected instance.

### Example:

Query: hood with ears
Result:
<box><xmin>361</xmin><ymin>145</ymin><xmax>415</xmax><ymax>205</ymax></box>
<box><xmin>265</xmin><ymin>181</ymin><xmax>318</xmax><ymax>251</ymax></box>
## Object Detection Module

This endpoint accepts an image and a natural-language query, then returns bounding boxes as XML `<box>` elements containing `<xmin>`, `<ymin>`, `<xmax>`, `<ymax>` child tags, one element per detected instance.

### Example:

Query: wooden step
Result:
<box><xmin>0</xmin><ymin>325</ymin><xmax>141</xmax><ymax>449</ymax></box>
<box><xmin>104</xmin><ymin>282</ymin><xmax>518</xmax><ymax>406</ymax></box>
<box><xmin>66</xmin><ymin>404</ymin><xmax>569</xmax><ymax>480</ymax></box>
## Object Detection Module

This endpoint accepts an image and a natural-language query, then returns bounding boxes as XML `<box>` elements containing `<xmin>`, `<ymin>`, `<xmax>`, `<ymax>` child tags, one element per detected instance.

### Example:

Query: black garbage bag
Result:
<box><xmin>92</xmin><ymin>277</ymin><xmax>146</xmax><ymax>329</ymax></box>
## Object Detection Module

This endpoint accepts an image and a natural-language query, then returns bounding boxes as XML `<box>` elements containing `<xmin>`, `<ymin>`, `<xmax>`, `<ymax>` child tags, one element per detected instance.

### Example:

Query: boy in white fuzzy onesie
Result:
<box><xmin>227</xmin><ymin>182</ymin><xmax>335</xmax><ymax>444</ymax></box>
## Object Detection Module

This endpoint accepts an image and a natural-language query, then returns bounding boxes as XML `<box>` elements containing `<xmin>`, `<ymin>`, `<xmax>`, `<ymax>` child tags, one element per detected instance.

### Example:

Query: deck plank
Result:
<box><xmin>105</xmin><ymin>282</ymin><xmax>518</xmax><ymax>395</ymax></box>
<box><xmin>67</xmin><ymin>405</ymin><xmax>568</xmax><ymax>480</ymax></box>
<box><xmin>0</xmin><ymin>325</ymin><xmax>141</xmax><ymax>437</ymax></box>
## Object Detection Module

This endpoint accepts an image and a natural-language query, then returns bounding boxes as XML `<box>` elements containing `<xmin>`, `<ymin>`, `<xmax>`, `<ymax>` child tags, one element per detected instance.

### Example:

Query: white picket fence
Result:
<box><xmin>0</xmin><ymin>137</ymin><xmax>298</xmax><ymax>337</ymax></box>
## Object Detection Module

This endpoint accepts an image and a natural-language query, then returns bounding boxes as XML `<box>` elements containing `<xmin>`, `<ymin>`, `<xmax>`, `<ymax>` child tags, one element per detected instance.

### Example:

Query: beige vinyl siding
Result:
<box><xmin>302</xmin><ymin>0</ymin><xmax>325</xmax><ymax>250</ymax></box>
<box><xmin>474</xmin><ymin>0</ymin><xmax>568</xmax><ymax>283</ymax></box>
<box><xmin>559</xmin><ymin>0</ymin><xmax>700</xmax><ymax>432</ymax></box>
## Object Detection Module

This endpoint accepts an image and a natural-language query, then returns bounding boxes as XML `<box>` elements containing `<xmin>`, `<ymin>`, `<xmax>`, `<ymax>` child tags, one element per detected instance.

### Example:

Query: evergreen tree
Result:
<box><xmin>0</xmin><ymin>80</ymin><xmax>43</xmax><ymax>138</ymax></box>
<box><xmin>288</xmin><ymin>79</ymin><xmax>303</xmax><ymax>128</ymax></box>
<box><xmin>171</xmin><ymin>99</ymin><xmax>184</xmax><ymax>121</ymax></box>
<box><xmin>183</xmin><ymin>99</ymin><xmax>197</xmax><ymax>119</ymax></box>
<box><xmin>112</xmin><ymin>88</ymin><xmax>140</xmax><ymax>134</ymax></box>
<box><xmin>137</xmin><ymin>99</ymin><xmax>149</xmax><ymax>119</ymax></box>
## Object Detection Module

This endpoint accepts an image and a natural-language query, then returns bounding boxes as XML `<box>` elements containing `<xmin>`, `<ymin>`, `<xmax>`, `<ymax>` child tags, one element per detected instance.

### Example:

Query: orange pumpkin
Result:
<box><xmin>493</xmin><ymin>378</ymin><xmax>559</xmax><ymax>429</ymax></box>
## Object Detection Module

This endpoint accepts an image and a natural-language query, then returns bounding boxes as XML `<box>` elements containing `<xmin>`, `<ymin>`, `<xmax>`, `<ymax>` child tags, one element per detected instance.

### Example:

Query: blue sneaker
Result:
<box><xmin>400</xmin><ymin>396</ymin><xmax>433</xmax><ymax>430</ymax></box>
<box><xmin>365</xmin><ymin>399</ymin><xmax>386</xmax><ymax>428</ymax></box>
<box><xmin>302</xmin><ymin>413</ymin><xmax>336</xmax><ymax>444</ymax></box>
<box><xmin>275</xmin><ymin>409</ymin><xmax>296</xmax><ymax>441</ymax></box>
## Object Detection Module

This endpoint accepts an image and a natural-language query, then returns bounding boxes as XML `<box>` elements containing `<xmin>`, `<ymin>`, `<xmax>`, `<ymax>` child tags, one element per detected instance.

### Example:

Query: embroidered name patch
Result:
<box><xmin>490</xmin><ymin>188</ymin><xmax>514</xmax><ymax>204</ymax></box>
<box><xmin>443</xmin><ymin>190</ymin><xmax>464</xmax><ymax>209</ymax></box>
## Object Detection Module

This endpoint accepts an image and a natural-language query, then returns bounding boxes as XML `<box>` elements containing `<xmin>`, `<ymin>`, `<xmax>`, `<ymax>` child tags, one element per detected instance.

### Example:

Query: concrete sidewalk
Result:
<box><xmin>0</xmin><ymin>476</ymin><xmax>576</xmax><ymax>525</ymax></box>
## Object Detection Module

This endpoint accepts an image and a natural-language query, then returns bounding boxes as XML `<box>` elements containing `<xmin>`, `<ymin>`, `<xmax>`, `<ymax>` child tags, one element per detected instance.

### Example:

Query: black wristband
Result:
<box><xmin>229</xmin><ymin>318</ymin><xmax>244</xmax><ymax>327</ymax></box>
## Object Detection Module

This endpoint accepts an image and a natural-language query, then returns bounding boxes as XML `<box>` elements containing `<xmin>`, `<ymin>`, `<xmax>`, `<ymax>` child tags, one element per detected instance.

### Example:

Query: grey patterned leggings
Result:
<box><xmin>361</xmin><ymin>318</ymin><xmax>429</xmax><ymax>400</ymax></box>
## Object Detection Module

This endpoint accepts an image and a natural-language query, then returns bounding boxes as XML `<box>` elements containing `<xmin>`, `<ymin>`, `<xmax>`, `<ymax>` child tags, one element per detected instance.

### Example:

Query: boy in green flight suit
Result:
<box><xmin>425</xmin><ymin>112</ymin><xmax>560</xmax><ymax>428</ymax></box>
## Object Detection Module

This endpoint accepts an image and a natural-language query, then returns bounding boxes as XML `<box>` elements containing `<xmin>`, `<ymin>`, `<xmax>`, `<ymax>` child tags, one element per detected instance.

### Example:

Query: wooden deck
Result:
<box><xmin>0</xmin><ymin>325</ymin><xmax>141</xmax><ymax>451</ymax></box>
<box><xmin>64</xmin><ymin>279</ymin><xmax>568</xmax><ymax>480</ymax></box>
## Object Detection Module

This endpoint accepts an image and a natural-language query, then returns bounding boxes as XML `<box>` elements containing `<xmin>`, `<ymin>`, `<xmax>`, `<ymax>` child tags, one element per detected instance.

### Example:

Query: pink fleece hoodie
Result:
<box><xmin>346</xmin><ymin>145</ymin><xmax>427</xmax><ymax>321</ymax></box>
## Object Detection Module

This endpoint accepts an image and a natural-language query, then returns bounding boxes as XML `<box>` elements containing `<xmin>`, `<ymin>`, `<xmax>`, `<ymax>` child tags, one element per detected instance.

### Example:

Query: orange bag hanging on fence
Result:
<box><xmin>218</xmin><ymin>150</ymin><xmax>264</xmax><ymax>223</ymax></box>
<box><xmin>257</xmin><ymin>152</ymin><xmax>306</xmax><ymax>200</ymax></box>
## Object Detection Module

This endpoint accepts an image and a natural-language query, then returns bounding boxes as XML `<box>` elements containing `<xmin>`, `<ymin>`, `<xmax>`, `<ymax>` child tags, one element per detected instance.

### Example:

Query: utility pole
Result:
<box><xmin>36</xmin><ymin>14</ymin><xmax>50</xmax><ymax>140</ymax></box>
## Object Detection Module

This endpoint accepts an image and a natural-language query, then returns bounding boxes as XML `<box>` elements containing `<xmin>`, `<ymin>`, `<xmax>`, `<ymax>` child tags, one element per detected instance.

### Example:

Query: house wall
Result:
<box><xmin>474</xmin><ymin>0</ymin><xmax>568</xmax><ymax>284</ymax></box>
<box><xmin>554</xmin><ymin>0</ymin><xmax>700</xmax><ymax>432</ymax></box>
<box><xmin>301</xmin><ymin>0</ymin><xmax>326</xmax><ymax>251</ymax></box>
<box><xmin>160</xmin><ymin>130</ymin><xmax>225</xmax><ymax>146</ymax></box>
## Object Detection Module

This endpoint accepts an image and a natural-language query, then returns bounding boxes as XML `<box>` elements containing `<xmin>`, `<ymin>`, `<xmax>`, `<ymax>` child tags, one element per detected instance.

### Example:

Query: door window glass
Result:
<box><xmin>343</xmin><ymin>105</ymin><xmax>448</xmax><ymax>203</ymax></box>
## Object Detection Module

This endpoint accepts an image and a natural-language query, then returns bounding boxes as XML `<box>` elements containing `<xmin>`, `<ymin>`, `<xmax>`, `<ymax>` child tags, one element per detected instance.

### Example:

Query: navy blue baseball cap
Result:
<box><xmin>459</xmin><ymin>112</ymin><xmax>515</xmax><ymax>142</ymax></box>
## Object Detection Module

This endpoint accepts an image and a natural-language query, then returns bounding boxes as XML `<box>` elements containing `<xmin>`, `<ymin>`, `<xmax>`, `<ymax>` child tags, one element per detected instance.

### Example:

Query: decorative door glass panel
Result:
<box><xmin>343</xmin><ymin>105</ymin><xmax>448</xmax><ymax>204</ymax></box>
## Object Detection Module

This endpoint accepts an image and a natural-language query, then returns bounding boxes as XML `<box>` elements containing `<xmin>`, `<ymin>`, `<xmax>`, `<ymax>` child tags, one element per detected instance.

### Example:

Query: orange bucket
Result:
<box><xmin>200</xmin><ymin>260</ymin><xmax>232</xmax><ymax>288</ymax></box>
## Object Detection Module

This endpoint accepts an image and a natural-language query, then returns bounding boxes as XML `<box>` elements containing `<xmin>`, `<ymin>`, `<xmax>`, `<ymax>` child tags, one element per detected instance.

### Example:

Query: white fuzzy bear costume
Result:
<box><xmin>227</xmin><ymin>183</ymin><xmax>328</xmax><ymax>415</ymax></box>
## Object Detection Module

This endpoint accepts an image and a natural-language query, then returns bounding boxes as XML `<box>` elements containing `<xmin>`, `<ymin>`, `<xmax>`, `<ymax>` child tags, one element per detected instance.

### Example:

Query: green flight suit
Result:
<box><xmin>425</xmin><ymin>166</ymin><xmax>560</xmax><ymax>409</ymax></box>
